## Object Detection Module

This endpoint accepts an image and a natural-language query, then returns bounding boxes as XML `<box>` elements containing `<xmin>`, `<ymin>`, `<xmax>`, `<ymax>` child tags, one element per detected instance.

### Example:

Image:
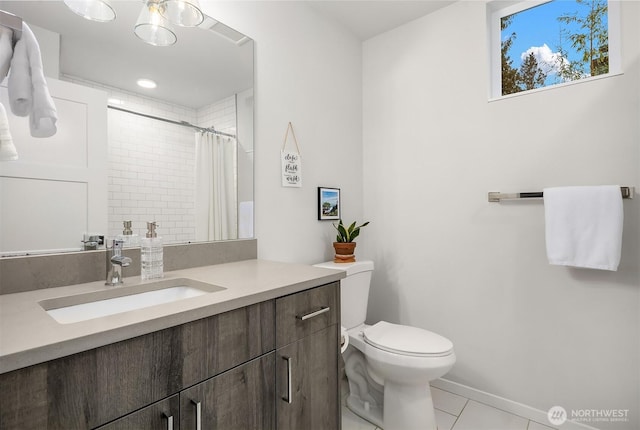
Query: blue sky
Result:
<box><xmin>503</xmin><ymin>0</ymin><xmax>608</xmax><ymax>81</ymax></box>
<box><xmin>321</xmin><ymin>190</ymin><xmax>339</xmax><ymax>206</ymax></box>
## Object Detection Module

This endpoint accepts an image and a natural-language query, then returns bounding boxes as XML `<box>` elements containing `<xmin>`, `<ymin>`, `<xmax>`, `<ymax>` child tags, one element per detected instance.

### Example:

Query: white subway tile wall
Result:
<box><xmin>61</xmin><ymin>75</ymin><xmax>237</xmax><ymax>243</ymax></box>
<box><xmin>197</xmin><ymin>94</ymin><xmax>237</xmax><ymax>135</ymax></box>
<box><xmin>108</xmin><ymin>108</ymin><xmax>196</xmax><ymax>244</ymax></box>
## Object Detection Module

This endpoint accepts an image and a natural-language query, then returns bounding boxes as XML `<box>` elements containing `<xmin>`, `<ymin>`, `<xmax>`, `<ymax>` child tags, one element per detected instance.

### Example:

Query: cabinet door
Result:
<box><xmin>276</xmin><ymin>325</ymin><xmax>339</xmax><ymax>430</ymax></box>
<box><xmin>95</xmin><ymin>395</ymin><xmax>179</xmax><ymax>430</ymax></box>
<box><xmin>0</xmin><ymin>78</ymin><xmax>108</xmax><ymax>255</ymax></box>
<box><xmin>180</xmin><ymin>353</ymin><xmax>275</xmax><ymax>430</ymax></box>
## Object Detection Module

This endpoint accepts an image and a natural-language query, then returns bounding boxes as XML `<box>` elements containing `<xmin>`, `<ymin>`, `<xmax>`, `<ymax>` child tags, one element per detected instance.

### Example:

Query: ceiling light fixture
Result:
<box><xmin>65</xmin><ymin>0</ymin><xmax>205</xmax><ymax>46</ymax></box>
<box><xmin>134</xmin><ymin>0</ymin><xmax>177</xmax><ymax>47</ymax></box>
<box><xmin>136</xmin><ymin>78</ymin><xmax>157</xmax><ymax>89</ymax></box>
<box><xmin>160</xmin><ymin>0</ymin><xmax>204</xmax><ymax>27</ymax></box>
<box><xmin>63</xmin><ymin>0</ymin><xmax>116</xmax><ymax>22</ymax></box>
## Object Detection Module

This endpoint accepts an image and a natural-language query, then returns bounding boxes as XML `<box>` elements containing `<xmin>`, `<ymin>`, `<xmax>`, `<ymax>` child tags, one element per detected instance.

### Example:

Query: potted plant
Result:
<box><xmin>332</xmin><ymin>220</ymin><xmax>369</xmax><ymax>263</ymax></box>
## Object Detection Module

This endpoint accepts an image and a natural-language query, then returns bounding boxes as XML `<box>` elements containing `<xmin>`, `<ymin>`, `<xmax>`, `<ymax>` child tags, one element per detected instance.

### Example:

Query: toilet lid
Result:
<box><xmin>363</xmin><ymin>321</ymin><xmax>453</xmax><ymax>357</ymax></box>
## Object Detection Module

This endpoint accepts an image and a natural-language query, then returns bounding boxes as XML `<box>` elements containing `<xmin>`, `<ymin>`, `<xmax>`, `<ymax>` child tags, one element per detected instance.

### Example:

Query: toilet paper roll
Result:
<box><xmin>340</xmin><ymin>326</ymin><xmax>349</xmax><ymax>353</ymax></box>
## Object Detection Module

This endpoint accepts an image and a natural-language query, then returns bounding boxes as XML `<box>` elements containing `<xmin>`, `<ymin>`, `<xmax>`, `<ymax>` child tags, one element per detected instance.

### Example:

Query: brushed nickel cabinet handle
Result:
<box><xmin>282</xmin><ymin>356</ymin><xmax>292</xmax><ymax>404</ymax></box>
<box><xmin>296</xmin><ymin>306</ymin><xmax>330</xmax><ymax>321</ymax></box>
<box><xmin>192</xmin><ymin>400</ymin><xmax>202</xmax><ymax>430</ymax></box>
<box><xmin>164</xmin><ymin>414</ymin><xmax>174</xmax><ymax>430</ymax></box>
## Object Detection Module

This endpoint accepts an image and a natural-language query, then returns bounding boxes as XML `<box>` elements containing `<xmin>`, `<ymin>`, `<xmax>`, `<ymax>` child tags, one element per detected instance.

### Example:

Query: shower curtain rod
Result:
<box><xmin>107</xmin><ymin>105</ymin><xmax>236</xmax><ymax>138</ymax></box>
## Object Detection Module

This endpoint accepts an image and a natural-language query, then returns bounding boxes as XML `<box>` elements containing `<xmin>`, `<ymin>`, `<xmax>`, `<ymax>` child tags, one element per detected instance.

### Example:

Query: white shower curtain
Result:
<box><xmin>195</xmin><ymin>132</ymin><xmax>238</xmax><ymax>241</ymax></box>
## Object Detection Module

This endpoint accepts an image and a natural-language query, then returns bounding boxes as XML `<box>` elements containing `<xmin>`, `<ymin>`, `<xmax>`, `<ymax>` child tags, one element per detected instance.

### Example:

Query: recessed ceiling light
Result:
<box><xmin>136</xmin><ymin>78</ymin><xmax>157</xmax><ymax>89</ymax></box>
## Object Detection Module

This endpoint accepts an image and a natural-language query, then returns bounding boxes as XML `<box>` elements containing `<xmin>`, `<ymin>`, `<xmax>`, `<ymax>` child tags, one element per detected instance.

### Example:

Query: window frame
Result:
<box><xmin>487</xmin><ymin>0</ymin><xmax>622</xmax><ymax>100</ymax></box>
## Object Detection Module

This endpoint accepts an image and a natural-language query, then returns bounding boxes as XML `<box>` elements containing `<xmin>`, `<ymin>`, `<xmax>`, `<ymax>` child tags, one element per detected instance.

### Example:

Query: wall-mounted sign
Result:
<box><xmin>281</xmin><ymin>122</ymin><xmax>302</xmax><ymax>188</ymax></box>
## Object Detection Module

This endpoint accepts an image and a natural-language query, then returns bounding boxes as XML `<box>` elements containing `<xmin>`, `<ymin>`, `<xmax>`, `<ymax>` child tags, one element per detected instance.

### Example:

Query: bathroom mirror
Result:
<box><xmin>0</xmin><ymin>1</ymin><xmax>254</xmax><ymax>256</ymax></box>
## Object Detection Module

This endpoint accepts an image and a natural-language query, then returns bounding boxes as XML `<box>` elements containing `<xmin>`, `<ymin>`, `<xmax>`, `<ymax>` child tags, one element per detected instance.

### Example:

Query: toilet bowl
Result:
<box><xmin>348</xmin><ymin>322</ymin><xmax>455</xmax><ymax>429</ymax></box>
<box><xmin>314</xmin><ymin>260</ymin><xmax>456</xmax><ymax>430</ymax></box>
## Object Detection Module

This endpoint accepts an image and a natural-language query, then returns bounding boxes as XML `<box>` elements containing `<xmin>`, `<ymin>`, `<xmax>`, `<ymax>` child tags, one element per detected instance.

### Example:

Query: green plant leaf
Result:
<box><xmin>332</xmin><ymin>220</ymin><xmax>344</xmax><ymax>241</ymax></box>
<box><xmin>337</xmin><ymin>224</ymin><xmax>348</xmax><ymax>242</ymax></box>
<box><xmin>346</xmin><ymin>221</ymin><xmax>357</xmax><ymax>242</ymax></box>
<box><xmin>350</xmin><ymin>228</ymin><xmax>360</xmax><ymax>241</ymax></box>
<box><xmin>331</xmin><ymin>219</ymin><xmax>369</xmax><ymax>243</ymax></box>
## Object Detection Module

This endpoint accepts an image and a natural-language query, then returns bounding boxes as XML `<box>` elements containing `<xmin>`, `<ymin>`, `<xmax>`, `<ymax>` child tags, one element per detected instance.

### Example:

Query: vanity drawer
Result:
<box><xmin>275</xmin><ymin>282</ymin><xmax>339</xmax><ymax>348</ymax></box>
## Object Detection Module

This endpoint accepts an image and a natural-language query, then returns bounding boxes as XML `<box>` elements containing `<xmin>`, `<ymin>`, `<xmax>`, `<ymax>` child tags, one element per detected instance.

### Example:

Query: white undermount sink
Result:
<box><xmin>40</xmin><ymin>278</ymin><xmax>226</xmax><ymax>324</ymax></box>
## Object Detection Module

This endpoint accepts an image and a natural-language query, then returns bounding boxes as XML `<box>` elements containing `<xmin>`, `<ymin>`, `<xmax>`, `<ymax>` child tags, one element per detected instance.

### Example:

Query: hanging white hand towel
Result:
<box><xmin>7</xmin><ymin>23</ymin><xmax>57</xmax><ymax>137</ymax></box>
<box><xmin>7</xmin><ymin>25</ymin><xmax>30</xmax><ymax>116</ymax></box>
<box><xmin>543</xmin><ymin>185</ymin><xmax>624</xmax><ymax>271</ymax></box>
<box><xmin>0</xmin><ymin>102</ymin><xmax>18</xmax><ymax>161</ymax></box>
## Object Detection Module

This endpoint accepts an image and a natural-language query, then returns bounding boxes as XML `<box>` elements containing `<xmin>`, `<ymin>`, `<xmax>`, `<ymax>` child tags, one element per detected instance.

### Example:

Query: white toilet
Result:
<box><xmin>314</xmin><ymin>260</ymin><xmax>456</xmax><ymax>430</ymax></box>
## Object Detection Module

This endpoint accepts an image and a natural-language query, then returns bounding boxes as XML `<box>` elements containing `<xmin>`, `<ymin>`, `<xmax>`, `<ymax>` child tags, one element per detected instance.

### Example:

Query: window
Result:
<box><xmin>488</xmin><ymin>0</ymin><xmax>621</xmax><ymax>98</ymax></box>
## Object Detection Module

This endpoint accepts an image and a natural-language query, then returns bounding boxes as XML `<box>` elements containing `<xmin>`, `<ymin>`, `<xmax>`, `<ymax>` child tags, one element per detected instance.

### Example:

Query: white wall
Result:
<box><xmin>236</xmin><ymin>88</ymin><xmax>254</xmax><ymax>207</ymax></box>
<box><xmin>201</xmin><ymin>1</ymin><xmax>364</xmax><ymax>264</ymax></box>
<box><xmin>31</xmin><ymin>25</ymin><xmax>59</xmax><ymax>79</ymax></box>
<box><xmin>362</xmin><ymin>2</ymin><xmax>639</xmax><ymax>429</ymax></box>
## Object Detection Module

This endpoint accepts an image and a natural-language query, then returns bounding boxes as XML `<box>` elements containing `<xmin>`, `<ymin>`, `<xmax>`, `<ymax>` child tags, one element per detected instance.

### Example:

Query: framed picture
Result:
<box><xmin>318</xmin><ymin>187</ymin><xmax>340</xmax><ymax>220</ymax></box>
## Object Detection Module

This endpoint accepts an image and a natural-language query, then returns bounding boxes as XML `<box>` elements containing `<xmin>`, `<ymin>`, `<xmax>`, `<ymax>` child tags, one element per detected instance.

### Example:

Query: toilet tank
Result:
<box><xmin>313</xmin><ymin>260</ymin><xmax>374</xmax><ymax>330</ymax></box>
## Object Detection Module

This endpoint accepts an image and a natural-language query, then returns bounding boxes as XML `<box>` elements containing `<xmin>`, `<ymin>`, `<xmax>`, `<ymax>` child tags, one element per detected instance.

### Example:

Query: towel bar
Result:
<box><xmin>0</xmin><ymin>10</ymin><xmax>22</xmax><ymax>45</ymax></box>
<box><xmin>488</xmin><ymin>186</ymin><xmax>635</xmax><ymax>202</ymax></box>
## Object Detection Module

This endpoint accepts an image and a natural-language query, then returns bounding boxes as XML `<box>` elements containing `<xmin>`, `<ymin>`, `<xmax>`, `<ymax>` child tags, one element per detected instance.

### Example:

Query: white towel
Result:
<box><xmin>7</xmin><ymin>23</ymin><xmax>57</xmax><ymax>137</ymax></box>
<box><xmin>544</xmin><ymin>186</ymin><xmax>624</xmax><ymax>271</ymax></box>
<box><xmin>7</xmin><ymin>26</ymin><xmax>30</xmax><ymax>116</ymax></box>
<box><xmin>0</xmin><ymin>102</ymin><xmax>18</xmax><ymax>161</ymax></box>
<box><xmin>0</xmin><ymin>27</ymin><xmax>13</xmax><ymax>81</ymax></box>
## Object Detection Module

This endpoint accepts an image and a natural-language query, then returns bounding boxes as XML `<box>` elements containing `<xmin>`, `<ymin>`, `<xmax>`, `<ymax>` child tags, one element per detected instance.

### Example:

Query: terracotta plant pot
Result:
<box><xmin>333</xmin><ymin>242</ymin><xmax>356</xmax><ymax>263</ymax></box>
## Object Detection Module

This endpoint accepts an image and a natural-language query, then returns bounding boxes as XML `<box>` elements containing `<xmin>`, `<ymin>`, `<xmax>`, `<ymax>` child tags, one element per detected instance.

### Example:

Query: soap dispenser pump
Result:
<box><xmin>141</xmin><ymin>221</ymin><xmax>163</xmax><ymax>280</ymax></box>
<box><xmin>117</xmin><ymin>220</ymin><xmax>139</xmax><ymax>247</ymax></box>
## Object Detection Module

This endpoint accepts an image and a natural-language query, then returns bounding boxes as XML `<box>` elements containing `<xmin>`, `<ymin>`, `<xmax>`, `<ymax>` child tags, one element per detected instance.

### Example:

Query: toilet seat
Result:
<box><xmin>363</xmin><ymin>321</ymin><xmax>453</xmax><ymax>357</ymax></box>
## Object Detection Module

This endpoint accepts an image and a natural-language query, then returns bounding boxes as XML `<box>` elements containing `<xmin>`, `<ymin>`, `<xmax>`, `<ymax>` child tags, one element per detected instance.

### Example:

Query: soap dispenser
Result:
<box><xmin>141</xmin><ymin>221</ymin><xmax>163</xmax><ymax>280</ymax></box>
<box><xmin>116</xmin><ymin>220</ymin><xmax>139</xmax><ymax>247</ymax></box>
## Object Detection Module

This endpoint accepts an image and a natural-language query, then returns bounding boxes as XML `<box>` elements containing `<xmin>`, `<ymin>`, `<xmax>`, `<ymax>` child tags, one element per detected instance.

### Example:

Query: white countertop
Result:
<box><xmin>0</xmin><ymin>259</ymin><xmax>345</xmax><ymax>374</ymax></box>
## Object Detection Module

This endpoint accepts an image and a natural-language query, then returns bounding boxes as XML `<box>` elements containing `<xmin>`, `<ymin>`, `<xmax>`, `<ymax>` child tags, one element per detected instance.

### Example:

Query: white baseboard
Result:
<box><xmin>431</xmin><ymin>378</ymin><xmax>601</xmax><ymax>430</ymax></box>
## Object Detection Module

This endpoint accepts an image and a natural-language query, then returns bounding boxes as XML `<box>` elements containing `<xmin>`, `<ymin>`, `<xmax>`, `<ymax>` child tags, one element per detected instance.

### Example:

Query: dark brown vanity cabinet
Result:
<box><xmin>275</xmin><ymin>282</ymin><xmax>341</xmax><ymax>430</ymax></box>
<box><xmin>0</xmin><ymin>282</ymin><xmax>340</xmax><ymax>430</ymax></box>
<box><xmin>95</xmin><ymin>396</ymin><xmax>180</xmax><ymax>430</ymax></box>
<box><xmin>0</xmin><ymin>301</ymin><xmax>274</xmax><ymax>430</ymax></box>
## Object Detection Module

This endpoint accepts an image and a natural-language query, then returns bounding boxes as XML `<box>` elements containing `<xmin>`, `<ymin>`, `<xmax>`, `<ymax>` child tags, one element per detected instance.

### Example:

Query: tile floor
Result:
<box><xmin>341</xmin><ymin>377</ymin><xmax>557</xmax><ymax>430</ymax></box>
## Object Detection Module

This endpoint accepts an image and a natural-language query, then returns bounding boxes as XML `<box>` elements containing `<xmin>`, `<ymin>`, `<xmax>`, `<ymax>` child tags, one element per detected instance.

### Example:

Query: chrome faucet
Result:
<box><xmin>106</xmin><ymin>239</ymin><xmax>132</xmax><ymax>286</ymax></box>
